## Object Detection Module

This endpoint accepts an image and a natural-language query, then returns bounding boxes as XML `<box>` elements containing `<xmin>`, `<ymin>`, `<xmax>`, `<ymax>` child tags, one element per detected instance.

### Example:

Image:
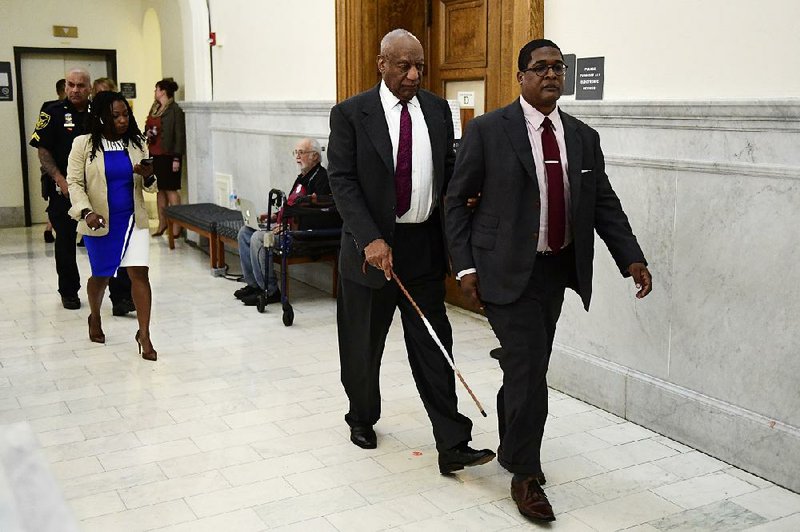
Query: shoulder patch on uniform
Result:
<box><xmin>35</xmin><ymin>112</ymin><xmax>51</xmax><ymax>131</ymax></box>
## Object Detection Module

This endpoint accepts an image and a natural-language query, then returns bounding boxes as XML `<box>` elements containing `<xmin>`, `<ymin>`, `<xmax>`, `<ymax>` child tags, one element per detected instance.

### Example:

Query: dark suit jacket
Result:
<box><xmin>327</xmin><ymin>84</ymin><xmax>456</xmax><ymax>288</ymax></box>
<box><xmin>445</xmin><ymin>99</ymin><xmax>646</xmax><ymax>310</ymax></box>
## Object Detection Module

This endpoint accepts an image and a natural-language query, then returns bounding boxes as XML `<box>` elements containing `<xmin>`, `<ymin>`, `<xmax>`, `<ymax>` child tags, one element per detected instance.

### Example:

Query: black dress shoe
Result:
<box><xmin>61</xmin><ymin>295</ymin><xmax>81</xmax><ymax>310</ymax></box>
<box><xmin>535</xmin><ymin>471</ymin><xmax>547</xmax><ymax>485</ymax></box>
<box><xmin>240</xmin><ymin>291</ymin><xmax>263</xmax><ymax>306</ymax></box>
<box><xmin>265</xmin><ymin>289</ymin><xmax>281</xmax><ymax>304</ymax></box>
<box><xmin>511</xmin><ymin>474</ymin><xmax>555</xmax><ymax>521</ymax></box>
<box><xmin>234</xmin><ymin>284</ymin><xmax>259</xmax><ymax>300</ymax></box>
<box><xmin>350</xmin><ymin>425</ymin><xmax>377</xmax><ymax>449</ymax></box>
<box><xmin>438</xmin><ymin>443</ymin><xmax>496</xmax><ymax>474</ymax></box>
<box><xmin>112</xmin><ymin>299</ymin><xmax>136</xmax><ymax>316</ymax></box>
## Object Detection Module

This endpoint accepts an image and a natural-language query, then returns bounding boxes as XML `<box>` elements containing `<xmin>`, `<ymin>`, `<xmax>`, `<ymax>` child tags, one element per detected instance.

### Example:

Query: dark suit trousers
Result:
<box><xmin>483</xmin><ymin>247</ymin><xmax>575</xmax><ymax>475</ymax></box>
<box><xmin>337</xmin><ymin>213</ymin><xmax>473</xmax><ymax>451</ymax></box>
<box><xmin>49</xmin><ymin>209</ymin><xmax>80</xmax><ymax>298</ymax></box>
<box><xmin>108</xmin><ymin>267</ymin><xmax>132</xmax><ymax>303</ymax></box>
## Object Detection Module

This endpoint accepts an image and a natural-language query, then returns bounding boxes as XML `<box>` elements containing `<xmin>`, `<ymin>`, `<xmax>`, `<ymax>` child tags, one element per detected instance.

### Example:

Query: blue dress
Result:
<box><xmin>83</xmin><ymin>143</ymin><xmax>136</xmax><ymax>277</ymax></box>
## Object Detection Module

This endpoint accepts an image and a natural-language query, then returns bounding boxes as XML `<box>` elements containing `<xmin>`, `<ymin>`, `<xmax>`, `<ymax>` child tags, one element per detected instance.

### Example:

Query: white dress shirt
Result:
<box><xmin>379</xmin><ymin>81</ymin><xmax>435</xmax><ymax>224</ymax></box>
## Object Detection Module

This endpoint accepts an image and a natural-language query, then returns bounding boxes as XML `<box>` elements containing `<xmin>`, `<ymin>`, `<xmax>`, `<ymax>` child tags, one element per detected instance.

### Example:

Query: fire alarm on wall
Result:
<box><xmin>208</xmin><ymin>32</ymin><xmax>216</xmax><ymax>46</ymax></box>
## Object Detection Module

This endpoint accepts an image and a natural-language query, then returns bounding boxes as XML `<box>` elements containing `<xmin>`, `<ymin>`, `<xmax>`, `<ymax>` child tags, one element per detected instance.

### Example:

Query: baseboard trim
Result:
<box><xmin>0</xmin><ymin>207</ymin><xmax>25</xmax><ymax>227</ymax></box>
<box><xmin>549</xmin><ymin>343</ymin><xmax>800</xmax><ymax>493</ymax></box>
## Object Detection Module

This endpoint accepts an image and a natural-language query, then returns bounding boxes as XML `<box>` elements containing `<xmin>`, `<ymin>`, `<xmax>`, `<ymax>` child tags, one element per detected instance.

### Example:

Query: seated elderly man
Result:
<box><xmin>234</xmin><ymin>138</ymin><xmax>331</xmax><ymax>305</ymax></box>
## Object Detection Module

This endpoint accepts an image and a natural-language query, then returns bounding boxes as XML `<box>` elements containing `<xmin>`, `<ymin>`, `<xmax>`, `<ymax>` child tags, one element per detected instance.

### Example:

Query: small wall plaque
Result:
<box><xmin>53</xmin><ymin>26</ymin><xmax>78</xmax><ymax>38</ymax></box>
<box><xmin>120</xmin><ymin>83</ymin><xmax>137</xmax><ymax>99</ymax></box>
<box><xmin>0</xmin><ymin>63</ymin><xmax>12</xmax><ymax>101</ymax></box>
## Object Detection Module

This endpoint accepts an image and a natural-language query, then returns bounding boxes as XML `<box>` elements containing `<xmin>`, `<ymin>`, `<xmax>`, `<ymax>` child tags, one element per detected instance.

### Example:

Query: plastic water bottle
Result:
<box><xmin>229</xmin><ymin>189</ymin><xmax>239</xmax><ymax>209</ymax></box>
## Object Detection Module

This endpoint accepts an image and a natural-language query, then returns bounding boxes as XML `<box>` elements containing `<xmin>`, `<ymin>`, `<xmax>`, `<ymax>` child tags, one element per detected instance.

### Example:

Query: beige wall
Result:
<box><xmin>207</xmin><ymin>0</ymin><xmax>336</xmax><ymax>101</ymax></box>
<box><xmin>546</xmin><ymin>0</ymin><xmax>800</xmax><ymax>100</ymax></box>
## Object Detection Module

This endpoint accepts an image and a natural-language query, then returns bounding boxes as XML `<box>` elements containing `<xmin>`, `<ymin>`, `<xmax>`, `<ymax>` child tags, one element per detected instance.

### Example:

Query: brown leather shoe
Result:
<box><xmin>511</xmin><ymin>475</ymin><xmax>555</xmax><ymax>522</ymax></box>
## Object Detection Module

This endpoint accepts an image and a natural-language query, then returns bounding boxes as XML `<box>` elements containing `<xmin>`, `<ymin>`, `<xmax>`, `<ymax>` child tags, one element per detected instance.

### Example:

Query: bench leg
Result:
<box><xmin>167</xmin><ymin>220</ymin><xmax>175</xmax><ymax>249</ymax></box>
<box><xmin>209</xmin><ymin>235</ymin><xmax>218</xmax><ymax>269</ymax></box>
<box><xmin>216</xmin><ymin>237</ymin><xmax>226</xmax><ymax>269</ymax></box>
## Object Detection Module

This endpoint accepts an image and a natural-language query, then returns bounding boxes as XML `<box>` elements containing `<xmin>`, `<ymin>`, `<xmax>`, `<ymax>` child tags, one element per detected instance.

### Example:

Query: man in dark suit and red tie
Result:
<box><xmin>445</xmin><ymin>38</ymin><xmax>653</xmax><ymax>521</ymax></box>
<box><xmin>327</xmin><ymin>28</ymin><xmax>494</xmax><ymax>475</ymax></box>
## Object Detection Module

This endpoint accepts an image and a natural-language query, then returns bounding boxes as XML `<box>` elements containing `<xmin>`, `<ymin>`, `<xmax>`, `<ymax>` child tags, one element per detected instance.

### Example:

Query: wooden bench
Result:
<box><xmin>163</xmin><ymin>203</ymin><xmax>243</xmax><ymax>269</ymax></box>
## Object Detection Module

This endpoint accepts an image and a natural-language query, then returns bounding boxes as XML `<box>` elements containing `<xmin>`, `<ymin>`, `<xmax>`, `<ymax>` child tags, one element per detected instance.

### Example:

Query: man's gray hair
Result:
<box><xmin>306</xmin><ymin>138</ymin><xmax>321</xmax><ymax>154</ymax></box>
<box><xmin>380</xmin><ymin>29</ymin><xmax>420</xmax><ymax>55</ymax></box>
<box><xmin>66</xmin><ymin>68</ymin><xmax>91</xmax><ymax>83</ymax></box>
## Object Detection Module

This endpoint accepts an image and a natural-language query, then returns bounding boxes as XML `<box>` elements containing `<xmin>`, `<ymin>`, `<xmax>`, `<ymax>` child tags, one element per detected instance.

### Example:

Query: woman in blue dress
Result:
<box><xmin>67</xmin><ymin>91</ymin><xmax>159</xmax><ymax>360</ymax></box>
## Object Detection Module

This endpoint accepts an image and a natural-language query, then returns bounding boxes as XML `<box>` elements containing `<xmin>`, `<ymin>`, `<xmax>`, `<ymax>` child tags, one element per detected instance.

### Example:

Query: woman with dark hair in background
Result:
<box><xmin>146</xmin><ymin>77</ymin><xmax>186</xmax><ymax>237</ymax></box>
<box><xmin>66</xmin><ymin>91</ymin><xmax>159</xmax><ymax>361</ymax></box>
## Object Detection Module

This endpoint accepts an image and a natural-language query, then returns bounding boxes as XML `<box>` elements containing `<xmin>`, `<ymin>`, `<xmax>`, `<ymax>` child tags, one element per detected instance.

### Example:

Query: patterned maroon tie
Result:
<box><xmin>395</xmin><ymin>101</ymin><xmax>412</xmax><ymax>216</ymax></box>
<box><xmin>541</xmin><ymin>116</ymin><xmax>565</xmax><ymax>251</ymax></box>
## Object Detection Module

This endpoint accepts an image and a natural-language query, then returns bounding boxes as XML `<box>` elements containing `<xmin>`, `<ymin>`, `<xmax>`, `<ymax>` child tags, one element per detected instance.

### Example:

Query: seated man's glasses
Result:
<box><xmin>522</xmin><ymin>62</ymin><xmax>568</xmax><ymax>77</ymax></box>
<box><xmin>293</xmin><ymin>149</ymin><xmax>314</xmax><ymax>156</ymax></box>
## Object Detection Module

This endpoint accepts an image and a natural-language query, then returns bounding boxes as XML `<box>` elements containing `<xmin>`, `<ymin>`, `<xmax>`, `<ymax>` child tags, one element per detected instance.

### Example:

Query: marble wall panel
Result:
<box><xmin>554</xmin><ymin>164</ymin><xmax>675</xmax><ymax>380</ymax></box>
<box><xmin>669</xmin><ymin>171</ymin><xmax>800</xmax><ymax>427</ymax></box>
<box><xmin>562</xmin><ymin>100</ymin><xmax>800</xmax><ymax>167</ymax></box>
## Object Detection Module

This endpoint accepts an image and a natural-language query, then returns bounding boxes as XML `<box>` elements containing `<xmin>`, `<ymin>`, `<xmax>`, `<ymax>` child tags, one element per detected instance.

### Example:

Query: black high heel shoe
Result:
<box><xmin>88</xmin><ymin>315</ymin><xmax>105</xmax><ymax>344</ymax></box>
<box><xmin>135</xmin><ymin>330</ymin><xmax>157</xmax><ymax>361</ymax></box>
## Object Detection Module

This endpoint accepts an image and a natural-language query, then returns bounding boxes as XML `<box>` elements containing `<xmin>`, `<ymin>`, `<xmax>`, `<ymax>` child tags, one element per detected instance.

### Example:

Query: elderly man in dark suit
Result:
<box><xmin>327</xmin><ymin>28</ymin><xmax>494</xmax><ymax>475</ymax></box>
<box><xmin>445</xmin><ymin>38</ymin><xmax>653</xmax><ymax>521</ymax></box>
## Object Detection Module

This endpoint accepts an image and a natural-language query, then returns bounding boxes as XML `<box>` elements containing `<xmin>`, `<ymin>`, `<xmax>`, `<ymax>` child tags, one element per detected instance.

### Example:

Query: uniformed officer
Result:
<box><xmin>39</xmin><ymin>78</ymin><xmax>66</xmax><ymax>244</ymax></box>
<box><xmin>30</xmin><ymin>68</ymin><xmax>135</xmax><ymax>312</ymax></box>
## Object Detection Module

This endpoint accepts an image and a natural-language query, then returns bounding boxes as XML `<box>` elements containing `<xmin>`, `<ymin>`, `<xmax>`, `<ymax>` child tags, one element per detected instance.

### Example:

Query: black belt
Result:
<box><xmin>537</xmin><ymin>243</ymin><xmax>573</xmax><ymax>257</ymax></box>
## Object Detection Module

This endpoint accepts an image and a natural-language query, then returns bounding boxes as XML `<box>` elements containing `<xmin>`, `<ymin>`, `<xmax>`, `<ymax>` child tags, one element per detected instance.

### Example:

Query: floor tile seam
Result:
<box><xmin>252</xmin><ymin>489</ymin><xmax>371</xmax><ymax>529</ymax></box>
<box><xmin>78</xmin><ymin>499</ymin><xmax>197</xmax><ymax>529</ymax></box>
<box><xmin>191</xmin><ymin>486</ymin><xmax>300</xmax><ymax>520</ymax></box>
<box><xmin>418</xmin><ymin>482</ymin><xmax>510</xmax><ymax>515</ymax></box>
<box><xmin>565</xmin><ymin>488</ymin><xmax>685</xmax><ymax>530</ymax></box>
<box><xmin>282</xmin><ymin>455</ymin><xmax>395</xmax><ymax>494</ymax></box>
<box><xmin>681</xmin><ymin>498</ymin><xmax>774</xmax><ymax>524</ymax></box>
<box><xmin>218</xmin><ymin>455</ymin><xmax>328</xmax><ymax>485</ymax></box>
<box><xmin>117</xmin><ymin>473</ymin><xmax>235</xmax><ymax>512</ymax></box>
<box><xmin>648</xmin><ymin>468</ymin><xmax>765</xmax><ymax>501</ymax></box>
<box><xmin>97</xmin><ymin>437</ymin><xmax>201</xmax><ymax>471</ymax></box>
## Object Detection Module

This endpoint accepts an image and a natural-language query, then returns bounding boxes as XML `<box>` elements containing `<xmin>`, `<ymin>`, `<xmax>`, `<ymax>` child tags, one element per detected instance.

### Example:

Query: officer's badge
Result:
<box><xmin>34</xmin><ymin>112</ymin><xmax>50</xmax><ymax>130</ymax></box>
<box><xmin>64</xmin><ymin>113</ymin><xmax>75</xmax><ymax>127</ymax></box>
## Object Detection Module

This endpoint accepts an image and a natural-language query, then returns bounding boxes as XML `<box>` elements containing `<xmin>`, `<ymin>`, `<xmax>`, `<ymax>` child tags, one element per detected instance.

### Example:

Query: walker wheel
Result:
<box><xmin>282</xmin><ymin>304</ymin><xmax>294</xmax><ymax>326</ymax></box>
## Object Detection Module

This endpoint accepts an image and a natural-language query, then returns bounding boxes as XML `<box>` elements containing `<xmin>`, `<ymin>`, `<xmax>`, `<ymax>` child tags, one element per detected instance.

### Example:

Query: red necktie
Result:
<box><xmin>395</xmin><ymin>101</ymin><xmax>412</xmax><ymax>216</ymax></box>
<box><xmin>541</xmin><ymin>116</ymin><xmax>565</xmax><ymax>251</ymax></box>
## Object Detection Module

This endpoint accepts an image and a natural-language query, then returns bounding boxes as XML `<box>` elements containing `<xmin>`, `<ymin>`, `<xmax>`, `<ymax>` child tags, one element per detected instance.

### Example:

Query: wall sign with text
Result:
<box><xmin>576</xmin><ymin>57</ymin><xmax>604</xmax><ymax>100</ymax></box>
<box><xmin>120</xmin><ymin>83</ymin><xmax>137</xmax><ymax>99</ymax></box>
<box><xmin>0</xmin><ymin>62</ymin><xmax>12</xmax><ymax>101</ymax></box>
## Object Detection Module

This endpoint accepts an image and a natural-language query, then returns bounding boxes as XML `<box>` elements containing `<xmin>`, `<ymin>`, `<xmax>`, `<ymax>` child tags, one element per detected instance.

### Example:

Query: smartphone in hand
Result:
<box><xmin>140</xmin><ymin>157</ymin><xmax>154</xmax><ymax>166</ymax></box>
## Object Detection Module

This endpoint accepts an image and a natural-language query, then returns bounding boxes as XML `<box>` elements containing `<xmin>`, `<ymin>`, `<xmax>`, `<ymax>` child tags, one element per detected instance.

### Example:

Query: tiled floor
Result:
<box><xmin>2</xmin><ymin>225</ymin><xmax>799</xmax><ymax>531</ymax></box>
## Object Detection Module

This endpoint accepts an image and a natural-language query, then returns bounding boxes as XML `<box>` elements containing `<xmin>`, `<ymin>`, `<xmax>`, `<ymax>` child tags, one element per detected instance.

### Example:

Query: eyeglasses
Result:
<box><xmin>522</xmin><ymin>62</ymin><xmax>568</xmax><ymax>77</ymax></box>
<box><xmin>293</xmin><ymin>149</ymin><xmax>315</xmax><ymax>156</ymax></box>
